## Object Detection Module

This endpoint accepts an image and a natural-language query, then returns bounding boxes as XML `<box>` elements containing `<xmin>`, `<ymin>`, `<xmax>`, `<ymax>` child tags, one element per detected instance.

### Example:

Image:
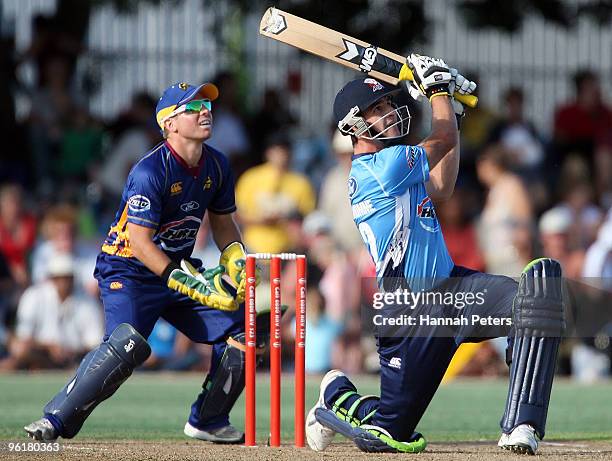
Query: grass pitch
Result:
<box><xmin>0</xmin><ymin>372</ymin><xmax>611</xmax><ymax>443</ymax></box>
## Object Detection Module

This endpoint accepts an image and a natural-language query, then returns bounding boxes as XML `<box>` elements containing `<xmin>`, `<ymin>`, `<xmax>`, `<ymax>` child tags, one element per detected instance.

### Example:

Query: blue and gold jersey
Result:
<box><xmin>349</xmin><ymin>145</ymin><xmax>454</xmax><ymax>289</ymax></box>
<box><xmin>96</xmin><ymin>141</ymin><xmax>235</xmax><ymax>279</ymax></box>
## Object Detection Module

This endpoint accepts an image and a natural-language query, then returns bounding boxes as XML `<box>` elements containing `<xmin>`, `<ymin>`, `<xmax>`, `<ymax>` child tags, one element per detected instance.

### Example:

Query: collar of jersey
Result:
<box><xmin>165</xmin><ymin>140</ymin><xmax>206</xmax><ymax>177</ymax></box>
<box><xmin>352</xmin><ymin>152</ymin><xmax>376</xmax><ymax>160</ymax></box>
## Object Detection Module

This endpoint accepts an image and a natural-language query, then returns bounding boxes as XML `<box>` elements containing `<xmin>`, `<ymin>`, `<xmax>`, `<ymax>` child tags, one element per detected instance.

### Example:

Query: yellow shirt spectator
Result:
<box><xmin>236</xmin><ymin>142</ymin><xmax>315</xmax><ymax>253</ymax></box>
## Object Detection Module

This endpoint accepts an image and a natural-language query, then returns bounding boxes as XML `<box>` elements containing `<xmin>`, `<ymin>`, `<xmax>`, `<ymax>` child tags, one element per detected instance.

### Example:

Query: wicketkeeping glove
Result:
<box><xmin>219</xmin><ymin>242</ymin><xmax>260</xmax><ymax>304</ymax></box>
<box><xmin>406</xmin><ymin>53</ymin><xmax>452</xmax><ymax>102</ymax></box>
<box><xmin>163</xmin><ymin>259</ymin><xmax>238</xmax><ymax>311</ymax></box>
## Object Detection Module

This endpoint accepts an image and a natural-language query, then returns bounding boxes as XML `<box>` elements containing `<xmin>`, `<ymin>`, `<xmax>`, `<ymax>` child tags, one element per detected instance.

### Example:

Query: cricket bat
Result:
<box><xmin>259</xmin><ymin>7</ymin><xmax>478</xmax><ymax>108</ymax></box>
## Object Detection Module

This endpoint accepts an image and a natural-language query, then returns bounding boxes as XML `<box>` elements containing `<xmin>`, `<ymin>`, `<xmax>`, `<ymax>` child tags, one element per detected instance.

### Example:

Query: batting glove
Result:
<box><xmin>406</xmin><ymin>53</ymin><xmax>452</xmax><ymax>102</ymax></box>
<box><xmin>164</xmin><ymin>259</ymin><xmax>238</xmax><ymax>311</ymax></box>
<box><xmin>448</xmin><ymin>68</ymin><xmax>477</xmax><ymax>126</ymax></box>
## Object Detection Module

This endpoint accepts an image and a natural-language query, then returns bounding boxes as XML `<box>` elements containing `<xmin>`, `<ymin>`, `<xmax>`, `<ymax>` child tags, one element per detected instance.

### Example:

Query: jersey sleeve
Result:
<box><xmin>125</xmin><ymin>162</ymin><xmax>164</xmax><ymax>229</ymax></box>
<box><xmin>208</xmin><ymin>151</ymin><xmax>237</xmax><ymax>214</ymax></box>
<box><xmin>376</xmin><ymin>145</ymin><xmax>430</xmax><ymax>196</ymax></box>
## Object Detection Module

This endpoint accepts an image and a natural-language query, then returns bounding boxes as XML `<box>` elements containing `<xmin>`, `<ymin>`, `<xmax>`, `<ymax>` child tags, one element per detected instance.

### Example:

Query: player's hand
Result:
<box><xmin>406</xmin><ymin>54</ymin><xmax>452</xmax><ymax>102</ymax></box>
<box><xmin>448</xmin><ymin>68</ymin><xmax>477</xmax><ymax>97</ymax></box>
<box><xmin>166</xmin><ymin>260</ymin><xmax>238</xmax><ymax>311</ymax></box>
<box><xmin>448</xmin><ymin>68</ymin><xmax>477</xmax><ymax>119</ymax></box>
<box><xmin>219</xmin><ymin>242</ymin><xmax>261</xmax><ymax>304</ymax></box>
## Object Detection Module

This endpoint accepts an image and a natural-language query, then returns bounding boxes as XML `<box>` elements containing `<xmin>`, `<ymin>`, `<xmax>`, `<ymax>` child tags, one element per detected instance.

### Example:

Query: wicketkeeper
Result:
<box><xmin>24</xmin><ymin>82</ymin><xmax>264</xmax><ymax>444</ymax></box>
<box><xmin>306</xmin><ymin>55</ymin><xmax>565</xmax><ymax>455</ymax></box>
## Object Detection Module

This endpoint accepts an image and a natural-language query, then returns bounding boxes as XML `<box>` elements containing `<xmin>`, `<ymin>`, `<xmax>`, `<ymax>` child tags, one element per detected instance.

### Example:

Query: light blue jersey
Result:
<box><xmin>349</xmin><ymin>144</ymin><xmax>454</xmax><ymax>289</ymax></box>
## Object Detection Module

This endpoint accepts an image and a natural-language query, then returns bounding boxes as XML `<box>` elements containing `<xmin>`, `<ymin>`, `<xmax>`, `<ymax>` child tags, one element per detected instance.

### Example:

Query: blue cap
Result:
<box><xmin>156</xmin><ymin>82</ymin><xmax>219</xmax><ymax>128</ymax></box>
<box><xmin>333</xmin><ymin>78</ymin><xmax>400</xmax><ymax>126</ymax></box>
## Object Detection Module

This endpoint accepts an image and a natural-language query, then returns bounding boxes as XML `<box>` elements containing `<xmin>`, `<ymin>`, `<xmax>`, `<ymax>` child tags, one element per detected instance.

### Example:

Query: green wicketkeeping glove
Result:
<box><xmin>219</xmin><ymin>242</ymin><xmax>260</xmax><ymax>304</ymax></box>
<box><xmin>163</xmin><ymin>259</ymin><xmax>238</xmax><ymax>311</ymax></box>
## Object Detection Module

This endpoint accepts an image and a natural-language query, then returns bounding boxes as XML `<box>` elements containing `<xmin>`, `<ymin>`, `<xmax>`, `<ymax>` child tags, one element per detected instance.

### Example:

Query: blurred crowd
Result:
<box><xmin>0</xmin><ymin>17</ymin><xmax>610</xmax><ymax>381</ymax></box>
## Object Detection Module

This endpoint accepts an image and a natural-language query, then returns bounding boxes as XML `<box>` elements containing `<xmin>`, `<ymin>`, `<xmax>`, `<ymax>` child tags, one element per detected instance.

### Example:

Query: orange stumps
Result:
<box><xmin>243</xmin><ymin>253</ymin><xmax>306</xmax><ymax>448</ymax></box>
<box><xmin>244</xmin><ymin>256</ymin><xmax>257</xmax><ymax>447</ymax></box>
<box><xmin>269</xmin><ymin>256</ymin><xmax>282</xmax><ymax>447</ymax></box>
<box><xmin>294</xmin><ymin>255</ymin><xmax>307</xmax><ymax>447</ymax></box>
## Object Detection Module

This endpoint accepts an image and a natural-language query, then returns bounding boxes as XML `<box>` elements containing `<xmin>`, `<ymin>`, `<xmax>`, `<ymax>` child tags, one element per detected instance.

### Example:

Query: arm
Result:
<box><xmin>425</xmin><ymin>136</ymin><xmax>460</xmax><ymax>201</ymax></box>
<box><xmin>127</xmin><ymin>222</ymin><xmax>172</xmax><ymax>276</ymax></box>
<box><xmin>208</xmin><ymin>211</ymin><xmax>243</xmax><ymax>251</ymax></box>
<box><xmin>406</xmin><ymin>62</ymin><xmax>476</xmax><ymax>200</ymax></box>
<box><xmin>419</xmin><ymin>96</ymin><xmax>458</xmax><ymax>199</ymax></box>
<box><xmin>128</xmin><ymin>221</ymin><xmax>237</xmax><ymax>311</ymax></box>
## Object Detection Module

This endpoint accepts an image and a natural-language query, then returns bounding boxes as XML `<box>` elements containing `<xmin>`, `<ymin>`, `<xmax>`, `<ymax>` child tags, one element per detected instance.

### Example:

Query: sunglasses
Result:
<box><xmin>162</xmin><ymin>99</ymin><xmax>212</xmax><ymax>122</ymax></box>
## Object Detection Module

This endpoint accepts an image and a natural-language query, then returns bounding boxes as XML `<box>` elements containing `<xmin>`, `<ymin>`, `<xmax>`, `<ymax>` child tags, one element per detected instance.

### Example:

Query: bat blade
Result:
<box><xmin>259</xmin><ymin>7</ymin><xmax>478</xmax><ymax>108</ymax></box>
<box><xmin>260</xmin><ymin>7</ymin><xmax>404</xmax><ymax>85</ymax></box>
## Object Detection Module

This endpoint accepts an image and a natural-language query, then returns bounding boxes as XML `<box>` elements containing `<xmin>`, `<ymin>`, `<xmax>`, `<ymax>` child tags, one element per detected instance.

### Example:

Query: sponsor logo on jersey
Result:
<box><xmin>364</xmin><ymin>77</ymin><xmax>383</xmax><ymax>92</ymax></box>
<box><xmin>204</xmin><ymin>177</ymin><xmax>213</xmax><ymax>190</ymax></box>
<box><xmin>110</xmin><ymin>281</ymin><xmax>123</xmax><ymax>290</ymax></box>
<box><xmin>406</xmin><ymin>146</ymin><xmax>419</xmax><ymax>169</ymax></box>
<box><xmin>178</xmin><ymin>82</ymin><xmax>188</xmax><ymax>90</ymax></box>
<box><xmin>352</xmin><ymin>200</ymin><xmax>375</xmax><ymax>218</ymax></box>
<box><xmin>128</xmin><ymin>195</ymin><xmax>151</xmax><ymax>213</ymax></box>
<box><xmin>348</xmin><ymin>176</ymin><xmax>358</xmax><ymax>197</ymax></box>
<box><xmin>170</xmin><ymin>181</ymin><xmax>183</xmax><ymax>195</ymax></box>
<box><xmin>180</xmin><ymin>201</ymin><xmax>200</xmax><ymax>212</ymax></box>
<box><xmin>159</xmin><ymin>216</ymin><xmax>201</xmax><ymax>243</ymax></box>
<box><xmin>417</xmin><ymin>197</ymin><xmax>440</xmax><ymax>232</ymax></box>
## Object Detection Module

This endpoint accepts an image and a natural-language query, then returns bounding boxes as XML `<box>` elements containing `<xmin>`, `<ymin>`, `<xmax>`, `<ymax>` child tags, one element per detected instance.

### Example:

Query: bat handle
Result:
<box><xmin>398</xmin><ymin>64</ymin><xmax>478</xmax><ymax>108</ymax></box>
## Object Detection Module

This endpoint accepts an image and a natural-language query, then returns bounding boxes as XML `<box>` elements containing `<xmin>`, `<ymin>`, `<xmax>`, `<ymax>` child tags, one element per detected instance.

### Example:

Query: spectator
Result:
<box><xmin>99</xmin><ymin>93</ymin><xmax>159</xmax><ymax>201</ymax></box>
<box><xmin>304</xmin><ymin>286</ymin><xmax>342</xmax><ymax>374</ymax></box>
<box><xmin>57</xmin><ymin>105</ymin><xmax>105</xmax><ymax>185</ymax></box>
<box><xmin>304</xmin><ymin>215</ymin><xmax>362</xmax><ymax>373</ymax></box>
<box><xmin>249</xmin><ymin>87</ymin><xmax>296</xmax><ymax>165</ymax></box>
<box><xmin>476</xmin><ymin>144</ymin><xmax>533</xmax><ymax>276</ymax></box>
<box><xmin>488</xmin><ymin>87</ymin><xmax>545</xmax><ymax>180</ymax></box>
<box><xmin>0</xmin><ymin>183</ymin><xmax>37</xmax><ymax>286</ymax></box>
<box><xmin>559</xmin><ymin>182</ymin><xmax>603</xmax><ymax>250</ymax></box>
<box><xmin>206</xmin><ymin>71</ymin><xmax>251</xmax><ymax>175</ymax></box>
<box><xmin>0</xmin><ymin>253</ymin><xmax>103</xmax><ymax>370</ymax></box>
<box><xmin>538</xmin><ymin>206</ymin><xmax>585</xmax><ymax>279</ymax></box>
<box><xmin>582</xmin><ymin>209</ymin><xmax>612</xmax><ymax>289</ymax></box>
<box><xmin>318</xmin><ymin>130</ymin><xmax>363</xmax><ymax>253</ymax></box>
<box><xmin>30</xmin><ymin>204</ymin><xmax>98</xmax><ymax>295</ymax></box>
<box><xmin>437</xmin><ymin>189</ymin><xmax>485</xmax><ymax>272</ymax></box>
<box><xmin>27</xmin><ymin>54</ymin><xmax>84</xmax><ymax>192</ymax></box>
<box><xmin>0</xmin><ymin>252</ymin><xmax>14</xmax><ymax>358</ymax></box>
<box><xmin>553</xmin><ymin>70</ymin><xmax>612</xmax><ymax>175</ymax></box>
<box><xmin>460</xmin><ymin>72</ymin><xmax>498</xmax><ymax>160</ymax></box>
<box><xmin>235</xmin><ymin>136</ymin><xmax>316</xmax><ymax>253</ymax></box>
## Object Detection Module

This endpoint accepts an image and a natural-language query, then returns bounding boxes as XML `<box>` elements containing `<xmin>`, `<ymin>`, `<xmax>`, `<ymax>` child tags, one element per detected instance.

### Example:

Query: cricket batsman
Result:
<box><xmin>24</xmin><ymin>82</ymin><xmax>262</xmax><ymax>444</ymax></box>
<box><xmin>306</xmin><ymin>55</ymin><xmax>565</xmax><ymax>454</ymax></box>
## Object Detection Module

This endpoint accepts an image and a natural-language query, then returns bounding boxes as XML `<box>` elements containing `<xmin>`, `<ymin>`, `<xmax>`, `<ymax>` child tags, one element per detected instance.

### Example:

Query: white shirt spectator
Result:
<box><xmin>16</xmin><ymin>281</ymin><xmax>103</xmax><ymax>351</ymax></box>
<box><xmin>583</xmin><ymin>210</ymin><xmax>612</xmax><ymax>288</ymax></box>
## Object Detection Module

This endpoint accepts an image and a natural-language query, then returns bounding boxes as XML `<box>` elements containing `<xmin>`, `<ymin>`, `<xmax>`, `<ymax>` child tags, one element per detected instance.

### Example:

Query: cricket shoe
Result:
<box><xmin>498</xmin><ymin>424</ymin><xmax>539</xmax><ymax>455</ymax></box>
<box><xmin>306</xmin><ymin>369</ymin><xmax>346</xmax><ymax>451</ymax></box>
<box><xmin>184</xmin><ymin>422</ymin><xmax>244</xmax><ymax>444</ymax></box>
<box><xmin>24</xmin><ymin>418</ymin><xmax>58</xmax><ymax>442</ymax></box>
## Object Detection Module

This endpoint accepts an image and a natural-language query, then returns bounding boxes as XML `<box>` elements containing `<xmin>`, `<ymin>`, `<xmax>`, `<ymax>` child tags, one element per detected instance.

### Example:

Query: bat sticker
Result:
<box><xmin>336</xmin><ymin>39</ymin><xmax>380</xmax><ymax>73</ymax></box>
<box><xmin>263</xmin><ymin>9</ymin><xmax>287</xmax><ymax>35</ymax></box>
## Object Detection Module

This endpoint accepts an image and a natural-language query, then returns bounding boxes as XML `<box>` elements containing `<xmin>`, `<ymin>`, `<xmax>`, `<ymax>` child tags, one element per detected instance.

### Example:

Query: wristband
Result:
<box><xmin>428</xmin><ymin>91</ymin><xmax>450</xmax><ymax>102</ymax></box>
<box><xmin>161</xmin><ymin>261</ymin><xmax>181</xmax><ymax>284</ymax></box>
